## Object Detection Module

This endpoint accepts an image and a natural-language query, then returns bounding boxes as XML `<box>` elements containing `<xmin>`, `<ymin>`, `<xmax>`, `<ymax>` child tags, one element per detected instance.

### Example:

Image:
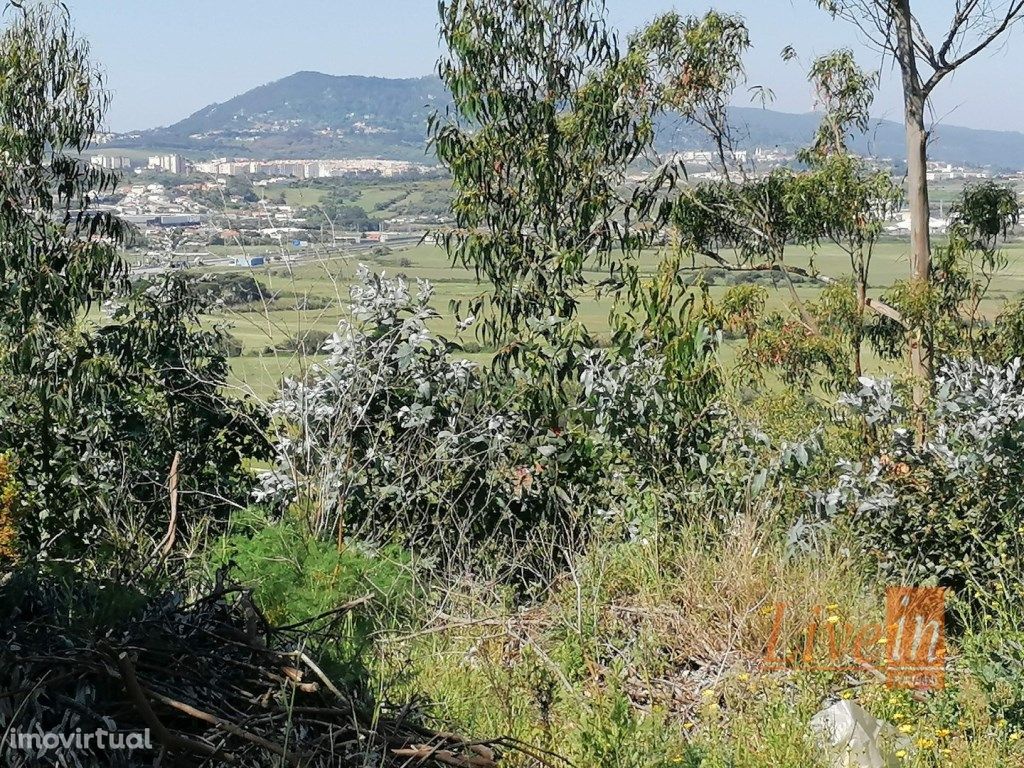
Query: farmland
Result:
<box><xmin>208</xmin><ymin>238</ymin><xmax>1024</xmax><ymax>397</ymax></box>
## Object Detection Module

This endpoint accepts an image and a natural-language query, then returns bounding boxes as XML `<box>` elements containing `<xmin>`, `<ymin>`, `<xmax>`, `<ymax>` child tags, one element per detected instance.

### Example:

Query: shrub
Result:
<box><xmin>268</xmin><ymin>329</ymin><xmax>332</xmax><ymax>355</ymax></box>
<box><xmin>255</xmin><ymin>268</ymin><xmax>570</xmax><ymax>575</ymax></box>
<box><xmin>811</xmin><ymin>359</ymin><xmax>1024</xmax><ymax>612</ymax></box>
<box><xmin>213</xmin><ymin>510</ymin><xmax>414</xmax><ymax>680</ymax></box>
<box><xmin>221</xmin><ymin>332</ymin><xmax>244</xmax><ymax>358</ymax></box>
<box><xmin>190</xmin><ymin>272</ymin><xmax>272</xmax><ymax>306</ymax></box>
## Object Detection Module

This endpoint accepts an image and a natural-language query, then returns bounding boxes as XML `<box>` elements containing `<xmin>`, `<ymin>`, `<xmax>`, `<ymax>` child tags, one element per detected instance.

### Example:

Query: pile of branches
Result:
<box><xmin>0</xmin><ymin>573</ymin><xmax>541</xmax><ymax>767</ymax></box>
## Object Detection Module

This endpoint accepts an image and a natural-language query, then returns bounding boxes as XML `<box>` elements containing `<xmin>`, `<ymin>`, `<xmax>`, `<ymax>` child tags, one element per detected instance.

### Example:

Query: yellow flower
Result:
<box><xmin>895</xmin><ymin>750</ymin><xmax>908</xmax><ymax>759</ymax></box>
<box><xmin>826</xmin><ymin>603</ymin><xmax>839</xmax><ymax>611</ymax></box>
<box><xmin>997</xmin><ymin>719</ymin><xmax>1008</xmax><ymax>729</ymax></box>
<box><xmin>841</xmin><ymin>690</ymin><xmax>854</xmax><ymax>700</ymax></box>
<box><xmin>877</xmin><ymin>636</ymin><xmax>889</xmax><ymax>645</ymax></box>
<box><xmin>936</xmin><ymin>729</ymin><xmax>951</xmax><ymax>738</ymax></box>
<box><xmin>916</xmin><ymin>738</ymin><xmax>935</xmax><ymax>749</ymax></box>
<box><xmin>737</xmin><ymin>673</ymin><xmax>750</xmax><ymax>682</ymax></box>
<box><xmin>827</xmin><ymin>615</ymin><xmax>841</xmax><ymax>624</ymax></box>
<box><xmin>893</xmin><ymin>712</ymin><xmax>906</xmax><ymax>721</ymax></box>
<box><xmin>1010</xmin><ymin>732</ymin><xmax>1021</xmax><ymax>742</ymax></box>
<box><xmin>683</xmin><ymin>722</ymin><xmax>695</xmax><ymax>731</ymax></box>
<box><xmin>898</xmin><ymin>724</ymin><xmax>914</xmax><ymax>734</ymax></box>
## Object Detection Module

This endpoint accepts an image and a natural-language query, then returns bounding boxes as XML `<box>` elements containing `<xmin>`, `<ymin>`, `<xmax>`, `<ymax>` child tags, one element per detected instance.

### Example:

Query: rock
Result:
<box><xmin>809</xmin><ymin>700</ymin><xmax>904</xmax><ymax>768</ymax></box>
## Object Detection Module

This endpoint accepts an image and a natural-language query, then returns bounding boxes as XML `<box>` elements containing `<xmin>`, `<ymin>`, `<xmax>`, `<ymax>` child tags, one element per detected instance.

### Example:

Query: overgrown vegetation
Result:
<box><xmin>1</xmin><ymin>1</ymin><xmax>1023</xmax><ymax>767</ymax></box>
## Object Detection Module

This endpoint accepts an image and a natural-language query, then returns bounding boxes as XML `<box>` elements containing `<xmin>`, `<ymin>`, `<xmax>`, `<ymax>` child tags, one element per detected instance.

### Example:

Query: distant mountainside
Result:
<box><xmin>664</xmin><ymin>107</ymin><xmax>1024</xmax><ymax>171</ymax></box>
<box><xmin>114</xmin><ymin>72</ymin><xmax>444</xmax><ymax>162</ymax></box>
<box><xmin>108</xmin><ymin>71</ymin><xmax>1024</xmax><ymax>170</ymax></box>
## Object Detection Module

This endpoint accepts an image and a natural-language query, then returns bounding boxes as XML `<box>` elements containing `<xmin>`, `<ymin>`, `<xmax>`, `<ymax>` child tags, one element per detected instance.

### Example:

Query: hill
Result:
<box><xmin>662</xmin><ymin>107</ymin><xmax>1024</xmax><ymax>170</ymax></box>
<box><xmin>114</xmin><ymin>72</ymin><xmax>444</xmax><ymax>162</ymax></box>
<box><xmin>107</xmin><ymin>71</ymin><xmax>1024</xmax><ymax>170</ymax></box>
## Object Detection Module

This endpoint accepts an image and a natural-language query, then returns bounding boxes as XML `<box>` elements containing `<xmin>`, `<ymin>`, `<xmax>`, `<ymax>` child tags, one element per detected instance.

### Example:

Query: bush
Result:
<box><xmin>811</xmin><ymin>359</ymin><xmax>1024</xmax><ymax>612</ymax></box>
<box><xmin>190</xmin><ymin>273</ymin><xmax>273</xmax><ymax>307</ymax></box>
<box><xmin>221</xmin><ymin>333</ymin><xmax>244</xmax><ymax>358</ymax></box>
<box><xmin>256</xmin><ymin>268</ymin><xmax>634</xmax><ymax>579</ymax></box>
<box><xmin>268</xmin><ymin>329</ymin><xmax>332</xmax><ymax>355</ymax></box>
<box><xmin>213</xmin><ymin>510</ymin><xmax>414</xmax><ymax>680</ymax></box>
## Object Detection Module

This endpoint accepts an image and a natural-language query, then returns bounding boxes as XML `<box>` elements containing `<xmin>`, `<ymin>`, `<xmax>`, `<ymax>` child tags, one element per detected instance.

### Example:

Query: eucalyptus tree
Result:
<box><xmin>0</xmin><ymin>2</ymin><xmax>264</xmax><ymax>559</ymax></box>
<box><xmin>794</xmin><ymin>50</ymin><xmax>903</xmax><ymax>379</ymax></box>
<box><xmin>0</xmin><ymin>2</ymin><xmax>128</xmax><ymax>550</ymax></box>
<box><xmin>430</xmin><ymin>0</ymin><xmax>745</xmax><ymax>417</ymax></box>
<box><xmin>816</xmin><ymin>0</ymin><xmax>1024</xmax><ymax>399</ymax></box>
<box><xmin>671</xmin><ymin>49</ymin><xmax>903</xmax><ymax>392</ymax></box>
<box><xmin>931</xmin><ymin>182</ymin><xmax>1020</xmax><ymax>360</ymax></box>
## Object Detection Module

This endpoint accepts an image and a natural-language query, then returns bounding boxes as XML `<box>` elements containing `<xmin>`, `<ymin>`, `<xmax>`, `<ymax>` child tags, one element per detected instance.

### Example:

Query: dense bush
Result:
<box><xmin>257</xmin><ymin>269</ymin><xmax>589</xmax><ymax>575</ymax></box>
<box><xmin>3</xmin><ymin>273</ymin><xmax>269</xmax><ymax>558</ymax></box>
<box><xmin>266</xmin><ymin>329</ymin><xmax>332</xmax><ymax>355</ymax></box>
<box><xmin>190</xmin><ymin>272</ymin><xmax>273</xmax><ymax>307</ymax></box>
<box><xmin>213</xmin><ymin>509</ymin><xmax>414</xmax><ymax>681</ymax></box>
<box><xmin>256</xmin><ymin>267</ymin><xmax>722</xmax><ymax>577</ymax></box>
<box><xmin>813</xmin><ymin>359</ymin><xmax>1024</xmax><ymax>611</ymax></box>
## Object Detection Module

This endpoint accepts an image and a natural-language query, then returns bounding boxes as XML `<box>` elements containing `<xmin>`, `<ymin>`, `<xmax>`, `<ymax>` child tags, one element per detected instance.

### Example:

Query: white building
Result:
<box><xmin>91</xmin><ymin>155</ymin><xmax>132</xmax><ymax>170</ymax></box>
<box><xmin>147</xmin><ymin>154</ymin><xmax>185</xmax><ymax>174</ymax></box>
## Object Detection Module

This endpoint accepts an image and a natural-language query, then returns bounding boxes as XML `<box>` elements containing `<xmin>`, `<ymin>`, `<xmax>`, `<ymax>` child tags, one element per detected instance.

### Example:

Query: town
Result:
<box><xmin>87</xmin><ymin>152</ymin><xmax>446</xmax><ymax>270</ymax></box>
<box><xmin>87</xmin><ymin>147</ymin><xmax>1024</xmax><ymax>276</ymax></box>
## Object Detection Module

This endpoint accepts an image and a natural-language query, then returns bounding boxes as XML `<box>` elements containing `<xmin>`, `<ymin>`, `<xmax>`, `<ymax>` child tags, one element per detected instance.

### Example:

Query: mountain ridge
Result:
<box><xmin>107</xmin><ymin>71</ymin><xmax>1024</xmax><ymax>169</ymax></box>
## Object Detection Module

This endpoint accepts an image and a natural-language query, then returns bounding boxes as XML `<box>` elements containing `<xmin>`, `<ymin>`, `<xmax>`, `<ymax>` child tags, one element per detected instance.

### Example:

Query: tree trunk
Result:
<box><xmin>892</xmin><ymin>0</ymin><xmax>932</xmax><ymax>428</ymax></box>
<box><xmin>854</xmin><ymin>278</ymin><xmax>866</xmax><ymax>379</ymax></box>
<box><xmin>905</xmin><ymin>92</ymin><xmax>931</xmax><ymax>405</ymax></box>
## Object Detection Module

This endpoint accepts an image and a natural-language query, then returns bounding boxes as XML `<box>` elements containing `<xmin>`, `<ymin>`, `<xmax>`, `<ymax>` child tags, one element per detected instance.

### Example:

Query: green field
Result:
<box><xmin>259</xmin><ymin>178</ymin><xmax>452</xmax><ymax>221</ymax></box>
<box><xmin>214</xmin><ymin>239</ymin><xmax>1024</xmax><ymax>398</ymax></box>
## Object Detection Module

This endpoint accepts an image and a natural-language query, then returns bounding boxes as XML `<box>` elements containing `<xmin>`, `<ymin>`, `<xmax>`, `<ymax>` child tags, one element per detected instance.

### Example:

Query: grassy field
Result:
<box><xmin>258</xmin><ymin>178</ymin><xmax>452</xmax><ymax>220</ymax></box>
<box><xmin>215</xmin><ymin>238</ymin><xmax>1024</xmax><ymax>398</ymax></box>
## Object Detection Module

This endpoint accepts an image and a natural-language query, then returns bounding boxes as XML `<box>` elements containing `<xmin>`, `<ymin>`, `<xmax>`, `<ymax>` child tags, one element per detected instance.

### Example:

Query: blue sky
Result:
<box><xmin>61</xmin><ymin>1</ymin><xmax>1024</xmax><ymax>134</ymax></box>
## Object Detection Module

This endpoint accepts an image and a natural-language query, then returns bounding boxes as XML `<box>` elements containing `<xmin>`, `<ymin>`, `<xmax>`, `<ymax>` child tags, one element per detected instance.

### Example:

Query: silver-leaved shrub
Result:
<box><xmin>815</xmin><ymin>359</ymin><xmax>1024</xmax><ymax>609</ymax></box>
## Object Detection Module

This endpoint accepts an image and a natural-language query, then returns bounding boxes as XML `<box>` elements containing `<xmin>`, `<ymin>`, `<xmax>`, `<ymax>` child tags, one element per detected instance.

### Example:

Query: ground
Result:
<box><xmin>204</xmin><ymin>238</ymin><xmax>1024</xmax><ymax>398</ymax></box>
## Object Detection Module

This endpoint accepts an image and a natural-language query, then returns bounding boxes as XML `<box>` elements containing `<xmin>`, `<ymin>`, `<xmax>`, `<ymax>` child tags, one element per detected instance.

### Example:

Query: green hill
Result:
<box><xmin>109</xmin><ymin>71</ymin><xmax>1024</xmax><ymax>170</ymax></box>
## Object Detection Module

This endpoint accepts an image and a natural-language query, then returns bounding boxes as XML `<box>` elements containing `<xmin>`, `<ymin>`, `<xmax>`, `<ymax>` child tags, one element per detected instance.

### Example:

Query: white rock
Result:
<box><xmin>809</xmin><ymin>700</ymin><xmax>903</xmax><ymax>768</ymax></box>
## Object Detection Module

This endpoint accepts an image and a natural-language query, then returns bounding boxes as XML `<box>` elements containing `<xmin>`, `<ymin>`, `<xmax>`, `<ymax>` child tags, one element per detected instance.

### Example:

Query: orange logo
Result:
<box><xmin>885</xmin><ymin>587</ymin><xmax>945</xmax><ymax>690</ymax></box>
<box><xmin>764</xmin><ymin>587</ymin><xmax>945</xmax><ymax>691</ymax></box>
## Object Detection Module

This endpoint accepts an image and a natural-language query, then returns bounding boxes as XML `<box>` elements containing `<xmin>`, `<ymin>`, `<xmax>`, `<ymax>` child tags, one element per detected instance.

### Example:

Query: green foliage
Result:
<box><xmin>602</xmin><ymin>252</ymin><xmax>722</xmax><ymax>471</ymax></box>
<box><xmin>993</xmin><ymin>296</ymin><xmax>1024</xmax><ymax>362</ymax></box>
<box><xmin>190</xmin><ymin>272</ymin><xmax>272</xmax><ymax>307</ymax></box>
<box><xmin>267</xmin><ymin>328</ymin><xmax>332</xmax><ymax>355</ymax></box>
<box><xmin>961</xmin><ymin>625</ymin><xmax>1024</xmax><ymax>728</ymax></box>
<box><xmin>576</xmin><ymin>683</ymin><xmax>682</xmax><ymax>768</ymax></box>
<box><xmin>674</xmin><ymin>50</ymin><xmax>903</xmax><ymax>394</ymax></box>
<box><xmin>875</xmin><ymin>182</ymin><xmax>1021</xmax><ymax>368</ymax></box>
<box><xmin>0</xmin><ymin>5</ymin><xmax>267</xmax><ymax>559</ymax></box>
<box><xmin>431</xmin><ymin>1</ymin><xmax>744</xmax><ymax>414</ymax></box>
<box><xmin>819</xmin><ymin>361</ymin><xmax>1024</xmax><ymax>614</ymax></box>
<box><xmin>742</xmin><ymin>297</ymin><xmax>855</xmax><ymax>394</ymax></box>
<box><xmin>674</xmin><ymin>169</ymin><xmax>800</xmax><ymax>266</ymax></box>
<box><xmin>311</xmin><ymin>200</ymin><xmax>378</xmax><ymax>231</ymax></box>
<box><xmin>214</xmin><ymin>509</ymin><xmax>414</xmax><ymax>679</ymax></box>
<box><xmin>802</xmin><ymin>49</ymin><xmax>878</xmax><ymax>162</ymax></box>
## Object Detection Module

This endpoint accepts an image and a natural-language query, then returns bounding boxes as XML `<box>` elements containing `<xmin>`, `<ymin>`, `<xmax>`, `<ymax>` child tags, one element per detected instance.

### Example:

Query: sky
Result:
<box><xmin>55</xmin><ymin>1</ymin><xmax>1024</xmax><ymax>134</ymax></box>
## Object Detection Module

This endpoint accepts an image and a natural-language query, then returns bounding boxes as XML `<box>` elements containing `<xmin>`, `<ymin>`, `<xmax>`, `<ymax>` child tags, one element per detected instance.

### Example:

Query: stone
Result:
<box><xmin>809</xmin><ymin>700</ymin><xmax>904</xmax><ymax>768</ymax></box>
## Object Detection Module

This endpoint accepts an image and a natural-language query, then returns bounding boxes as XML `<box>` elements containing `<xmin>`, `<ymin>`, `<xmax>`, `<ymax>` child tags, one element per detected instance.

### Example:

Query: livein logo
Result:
<box><xmin>763</xmin><ymin>586</ymin><xmax>946</xmax><ymax>691</ymax></box>
<box><xmin>885</xmin><ymin>587</ymin><xmax>945</xmax><ymax>691</ymax></box>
